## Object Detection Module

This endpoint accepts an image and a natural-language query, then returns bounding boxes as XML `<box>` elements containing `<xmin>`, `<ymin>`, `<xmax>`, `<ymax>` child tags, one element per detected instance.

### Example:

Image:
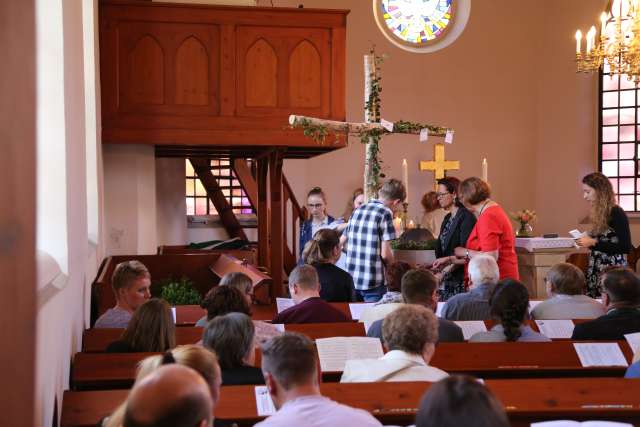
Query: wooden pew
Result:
<box><xmin>61</xmin><ymin>378</ymin><xmax>640</xmax><ymax>427</ymax></box>
<box><xmin>157</xmin><ymin>245</ymin><xmax>257</xmax><ymax>265</ymax></box>
<box><xmin>71</xmin><ymin>340</ymin><xmax>634</xmax><ymax>390</ymax></box>
<box><xmin>82</xmin><ymin>323</ymin><xmax>366</xmax><ymax>352</ymax></box>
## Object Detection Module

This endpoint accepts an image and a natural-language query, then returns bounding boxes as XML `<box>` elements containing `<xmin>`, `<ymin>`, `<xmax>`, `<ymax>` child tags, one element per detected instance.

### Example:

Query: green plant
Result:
<box><xmin>391</xmin><ymin>239</ymin><xmax>438</xmax><ymax>250</ymax></box>
<box><xmin>158</xmin><ymin>277</ymin><xmax>202</xmax><ymax>306</ymax></box>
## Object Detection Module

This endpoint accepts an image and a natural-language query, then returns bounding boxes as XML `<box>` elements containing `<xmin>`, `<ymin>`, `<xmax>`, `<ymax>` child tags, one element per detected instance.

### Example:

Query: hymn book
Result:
<box><xmin>453</xmin><ymin>321</ymin><xmax>487</xmax><ymax>340</ymax></box>
<box><xmin>349</xmin><ymin>303</ymin><xmax>374</xmax><ymax>320</ymax></box>
<box><xmin>276</xmin><ymin>297</ymin><xmax>295</xmax><ymax>313</ymax></box>
<box><xmin>535</xmin><ymin>320</ymin><xmax>575</xmax><ymax>339</ymax></box>
<box><xmin>315</xmin><ymin>337</ymin><xmax>384</xmax><ymax>372</ymax></box>
<box><xmin>573</xmin><ymin>343</ymin><xmax>628</xmax><ymax>367</ymax></box>
<box><xmin>254</xmin><ymin>386</ymin><xmax>276</xmax><ymax>416</ymax></box>
<box><xmin>624</xmin><ymin>332</ymin><xmax>640</xmax><ymax>355</ymax></box>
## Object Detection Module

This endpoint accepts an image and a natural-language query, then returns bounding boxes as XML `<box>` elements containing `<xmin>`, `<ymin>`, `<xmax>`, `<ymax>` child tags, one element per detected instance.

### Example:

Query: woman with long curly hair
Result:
<box><xmin>469</xmin><ymin>279</ymin><xmax>550</xmax><ymax>342</ymax></box>
<box><xmin>576</xmin><ymin>172</ymin><xmax>632</xmax><ymax>298</ymax></box>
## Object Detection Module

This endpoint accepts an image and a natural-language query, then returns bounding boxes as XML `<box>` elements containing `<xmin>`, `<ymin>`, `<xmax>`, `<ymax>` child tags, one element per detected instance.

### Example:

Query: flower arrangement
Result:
<box><xmin>510</xmin><ymin>209</ymin><xmax>537</xmax><ymax>238</ymax></box>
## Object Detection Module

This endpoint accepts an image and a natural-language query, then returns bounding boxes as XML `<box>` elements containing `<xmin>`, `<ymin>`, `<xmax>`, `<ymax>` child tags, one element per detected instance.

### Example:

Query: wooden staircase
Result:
<box><xmin>189</xmin><ymin>155</ymin><xmax>306</xmax><ymax>298</ymax></box>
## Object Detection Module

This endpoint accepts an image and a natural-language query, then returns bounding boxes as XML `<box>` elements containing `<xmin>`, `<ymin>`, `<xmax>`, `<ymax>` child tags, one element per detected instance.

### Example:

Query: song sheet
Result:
<box><xmin>276</xmin><ymin>298</ymin><xmax>294</xmax><ymax>313</ymax></box>
<box><xmin>573</xmin><ymin>343</ymin><xmax>628</xmax><ymax>367</ymax></box>
<box><xmin>454</xmin><ymin>321</ymin><xmax>487</xmax><ymax>340</ymax></box>
<box><xmin>315</xmin><ymin>337</ymin><xmax>383</xmax><ymax>372</ymax></box>
<box><xmin>349</xmin><ymin>303</ymin><xmax>374</xmax><ymax>320</ymax></box>
<box><xmin>535</xmin><ymin>320</ymin><xmax>575</xmax><ymax>339</ymax></box>
<box><xmin>254</xmin><ymin>386</ymin><xmax>276</xmax><ymax>416</ymax></box>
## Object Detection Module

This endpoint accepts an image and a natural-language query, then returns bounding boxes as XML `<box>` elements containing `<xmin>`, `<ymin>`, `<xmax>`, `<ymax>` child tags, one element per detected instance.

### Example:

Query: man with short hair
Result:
<box><xmin>531</xmin><ymin>262</ymin><xmax>605</xmax><ymax>319</ymax></box>
<box><xmin>571</xmin><ymin>268</ymin><xmax>640</xmax><ymax>340</ymax></box>
<box><xmin>95</xmin><ymin>260</ymin><xmax>151</xmax><ymax>328</ymax></box>
<box><xmin>342</xmin><ymin>178</ymin><xmax>406</xmax><ymax>302</ymax></box>
<box><xmin>255</xmin><ymin>333</ymin><xmax>383</xmax><ymax>427</ymax></box>
<box><xmin>272</xmin><ymin>265</ymin><xmax>351</xmax><ymax>324</ymax></box>
<box><xmin>441</xmin><ymin>254</ymin><xmax>499</xmax><ymax>321</ymax></box>
<box><xmin>123</xmin><ymin>364</ymin><xmax>212</xmax><ymax>427</ymax></box>
<box><xmin>367</xmin><ymin>269</ymin><xmax>463</xmax><ymax>342</ymax></box>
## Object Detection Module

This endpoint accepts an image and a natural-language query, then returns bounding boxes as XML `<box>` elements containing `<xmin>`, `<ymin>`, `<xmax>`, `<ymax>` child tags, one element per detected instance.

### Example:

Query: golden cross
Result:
<box><xmin>419</xmin><ymin>143</ymin><xmax>460</xmax><ymax>182</ymax></box>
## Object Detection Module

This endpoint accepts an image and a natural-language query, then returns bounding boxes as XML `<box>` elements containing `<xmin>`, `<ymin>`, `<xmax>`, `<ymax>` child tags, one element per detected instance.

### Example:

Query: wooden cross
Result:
<box><xmin>419</xmin><ymin>143</ymin><xmax>460</xmax><ymax>182</ymax></box>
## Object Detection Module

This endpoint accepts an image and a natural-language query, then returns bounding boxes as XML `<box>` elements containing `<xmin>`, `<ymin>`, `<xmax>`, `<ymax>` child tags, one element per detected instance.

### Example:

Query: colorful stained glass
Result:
<box><xmin>379</xmin><ymin>0</ymin><xmax>453</xmax><ymax>45</ymax></box>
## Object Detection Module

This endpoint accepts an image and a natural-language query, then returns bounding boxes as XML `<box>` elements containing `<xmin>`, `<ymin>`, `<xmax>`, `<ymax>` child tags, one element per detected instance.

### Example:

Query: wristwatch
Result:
<box><xmin>465</xmin><ymin>249</ymin><xmax>470</xmax><ymax>260</ymax></box>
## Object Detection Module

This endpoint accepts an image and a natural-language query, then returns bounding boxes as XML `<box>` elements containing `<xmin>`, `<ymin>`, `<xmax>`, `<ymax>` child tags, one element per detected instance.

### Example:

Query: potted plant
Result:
<box><xmin>390</xmin><ymin>239</ymin><xmax>438</xmax><ymax>267</ymax></box>
<box><xmin>510</xmin><ymin>209</ymin><xmax>536</xmax><ymax>238</ymax></box>
<box><xmin>156</xmin><ymin>276</ymin><xmax>202</xmax><ymax>306</ymax></box>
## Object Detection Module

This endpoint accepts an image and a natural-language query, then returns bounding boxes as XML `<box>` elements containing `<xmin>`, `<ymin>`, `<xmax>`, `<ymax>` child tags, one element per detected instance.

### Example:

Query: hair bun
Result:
<box><xmin>161</xmin><ymin>351</ymin><xmax>176</xmax><ymax>365</ymax></box>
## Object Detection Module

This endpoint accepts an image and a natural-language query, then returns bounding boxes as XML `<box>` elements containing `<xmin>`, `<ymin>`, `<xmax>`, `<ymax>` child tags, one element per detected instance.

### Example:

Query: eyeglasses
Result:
<box><xmin>307</xmin><ymin>203</ymin><xmax>324</xmax><ymax>209</ymax></box>
<box><xmin>436</xmin><ymin>192</ymin><xmax>451</xmax><ymax>198</ymax></box>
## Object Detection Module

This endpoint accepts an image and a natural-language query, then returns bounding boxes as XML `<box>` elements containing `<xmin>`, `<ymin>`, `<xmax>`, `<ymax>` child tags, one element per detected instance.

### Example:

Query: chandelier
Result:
<box><xmin>576</xmin><ymin>0</ymin><xmax>640</xmax><ymax>84</ymax></box>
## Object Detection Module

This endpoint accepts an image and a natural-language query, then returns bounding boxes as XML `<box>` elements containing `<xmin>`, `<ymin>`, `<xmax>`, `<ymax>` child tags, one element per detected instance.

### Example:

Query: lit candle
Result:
<box><xmin>393</xmin><ymin>217</ymin><xmax>403</xmax><ymax>235</ymax></box>
<box><xmin>402</xmin><ymin>158</ymin><xmax>409</xmax><ymax>202</ymax></box>
<box><xmin>482</xmin><ymin>158</ymin><xmax>488</xmax><ymax>182</ymax></box>
<box><xmin>600</xmin><ymin>12</ymin><xmax>607</xmax><ymax>36</ymax></box>
<box><xmin>408</xmin><ymin>220</ymin><xmax>415</xmax><ymax>229</ymax></box>
<box><xmin>586</xmin><ymin>28</ymin><xmax>592</xmax><ymax>53</ymax></box>
<box><xmin>589</xmin><ymin>26</ymin><xmax>596</xmax><ymax>52</ymax></box>
<box><xmin>575</xmin><ymin>30</ymin><xmax>582</xmax><ymax>54</ymax></box>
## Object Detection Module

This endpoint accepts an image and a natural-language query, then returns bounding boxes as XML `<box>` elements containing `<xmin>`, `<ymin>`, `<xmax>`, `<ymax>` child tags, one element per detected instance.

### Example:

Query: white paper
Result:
<box><xmin>276</xmin><ymin>297</ymin><xmax>294</xmax><ymax>313</ymax></box>
<box><xmin>349</xmin><ymin>303</ymin><xmax>374</xmax><ymax>320</ymax></box>
<box><xmin>624</xmin><ymin>332</ymin><xmax>640</xmax><ymax>355</ymax></box>
<box><xmin>532</xmin><ymin>422</ymin><xmax>633</xmax><ymax>427</ymax></box>
<box><xmin>535</xmin><ymin>320</ymin><xmax>575</xmax><ymax>339</ymax></box>
<box><xmin>171</xmin><ymin>307</ymin><xmax>176</xmax><ymax>323</ymax></box>
<box><xmin>528</xmin><ymin>300</ymin><xmax>543</xmax><ymax>313</ymax></box>
<box><xmin>445</xmin><ymin>130</ymin><xmax>454</xmax><ymax>144</ymax></box>
<box><xmin>454</xmin><ymin>321</ymin><xmax>488</xmax><ymax>340</ymax></box>
<box><xmin>573</xmin><ymin>343</ymin><xmax>629</xmax><ymax>367</ymax></box>
<box><xmin>273</xmin><ymin>323</ymin><xmax>285</xmax><ymax>332</ymax></box>
<box><xmin>380</xmin><ymin>118</ymin><xmax>394</xmax><ymax>132</ymax></box>
<box><xmin>254</xmin><ymin>386</ymin><xmax>276</xmax><ymax>416</ymax></box>
<box><xmin>436</xmin><ymin>301</ymin><xmax>446</xmax><ymax>317</ymax></box>
<box><xmin>419</xmin><ymin>128</ymin><xmax>429</xmax><ymax>142</ymax></box>
<box><xmin>569</xmin><ymin>229</ymin><xmax>587</xmax><ymax>239</ymax></box>
<box><xmin>315</xmin><ymin>337</ymin><xmax>383</xmax><ymax>372</ymax></box>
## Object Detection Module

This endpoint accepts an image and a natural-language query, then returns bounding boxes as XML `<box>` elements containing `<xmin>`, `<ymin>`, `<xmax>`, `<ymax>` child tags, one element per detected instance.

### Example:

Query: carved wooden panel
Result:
<box><xmin>100</xmin><ymin>2</ymin><xmax>347</xmax><ymax>152</ymax></box>
<box><xmin>117</xmin><ymin>21</ymin><xmax>219</xmax><ymax>115</ymax></box>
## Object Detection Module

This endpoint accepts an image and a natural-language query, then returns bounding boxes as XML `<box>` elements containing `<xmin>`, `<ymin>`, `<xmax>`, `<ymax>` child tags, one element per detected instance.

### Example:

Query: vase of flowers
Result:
<box><xmin>510</xmin><ymin>209</ymin><xmax>536</xmax><ymax>238</ymax></box>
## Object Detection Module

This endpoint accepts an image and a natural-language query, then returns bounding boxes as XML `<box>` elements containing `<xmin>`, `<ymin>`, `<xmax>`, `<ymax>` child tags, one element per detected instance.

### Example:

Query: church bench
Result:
<box><xmin>82</xmin><ymin>323</ymin><xmax>366</xmax><ymax>352</ymax></box>
<box><xmin>70</xmin><ymin>340</ymin><xmax>633</xmax><ymax>390</ymax></box>
<box><xmin>61</xmin><ymin>378</ymin><xmax>640</xmax><ymax>427</ymax></box>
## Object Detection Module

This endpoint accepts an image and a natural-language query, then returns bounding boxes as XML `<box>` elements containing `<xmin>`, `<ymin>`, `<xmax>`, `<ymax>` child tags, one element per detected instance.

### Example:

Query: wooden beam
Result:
<box><xmin>269</xmin><ymin>150</ymin><xmax>285</xmax><ymax>297</ymax></box>
<box><xmin>256</xmin><ymin>158</ymin><xmax>270</xmax><ymax>271</ymax></box>
<box><xmin>189</xmin><ymin>158</ymin><xmax>247</xmax><ymax>240</ymax></box>
<box><xmin>232</xmin><ymin>158</ymin><xmax>257</xmax><ymax>209</ymax></box>
<box><xmin>0</xmin><ymin>0</ymin><xmax>36</xmax><ymax>424</ymax></box>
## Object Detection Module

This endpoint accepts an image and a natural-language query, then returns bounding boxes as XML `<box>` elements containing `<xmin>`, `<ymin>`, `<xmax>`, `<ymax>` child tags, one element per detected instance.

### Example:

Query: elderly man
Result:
<box><xmin>95</xmin><ymin>260</ymin><xmax>151</xmax><ymax>328</ymax></box>
<box><xmin>441</xmin><ymin>254</ymin><xmax>499</xmax><ymax>321</ymax></box>
<box><xmin>272</xmin><ymin>265</ymin><xmax>350</xmax><ymax>324</ymax></box>
<box><xmin>366</xmin><ymin>269</ymin><xmax>463</xmax><ymax>343</ymax></box>
<box><xmin>123</xmin><ymin>364</ymin><xmax>212</xmax><ymax>427</ymax></box>
<box><xmin>255</xmin><ymin>333</ymin><xmax>382</xmax><ymax>427</ymax></box>
<box><xmin>571</xmin><ymin>268</ymin><xmax>640</xmax><ymax>340</ymax></box>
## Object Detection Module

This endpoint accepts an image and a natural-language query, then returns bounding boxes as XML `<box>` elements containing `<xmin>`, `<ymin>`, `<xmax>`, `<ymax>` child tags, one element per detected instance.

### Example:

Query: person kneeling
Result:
<box><xmin>341</xmin><ymin>305</ymin><xmax>448</xmax><ymax>382</ymax></box>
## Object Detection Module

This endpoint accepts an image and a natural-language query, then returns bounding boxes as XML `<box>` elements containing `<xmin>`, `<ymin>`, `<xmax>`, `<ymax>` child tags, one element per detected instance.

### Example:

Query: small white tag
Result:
<box><xmin>380</xmin><ymin>118</ymin><xmax>394</xmax><ymax>132</ymax></box>
<box><xmin>419</xmin><ymin>128</ymin><xmax>429</xmax><ymax>142</ymax></box>
<box><xmin>445</xmin><ymin>130</ymin><xmax>454</xmax><ymax>144</ymax></box>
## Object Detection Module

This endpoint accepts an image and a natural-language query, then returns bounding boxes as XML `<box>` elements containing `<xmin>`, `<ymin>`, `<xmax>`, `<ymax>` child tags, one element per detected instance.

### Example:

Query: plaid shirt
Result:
<box><xmin>345</xmin><ymin>199</ymin><xmax>396</xmax><ymax>290</ymax></box>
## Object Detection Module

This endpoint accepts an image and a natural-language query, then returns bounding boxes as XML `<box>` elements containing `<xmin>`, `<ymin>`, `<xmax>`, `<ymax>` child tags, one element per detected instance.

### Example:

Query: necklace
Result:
<box><xmin>477</xmin><ymin>200</ymin><xmax>491</xmax><ymax>217</ymax></box>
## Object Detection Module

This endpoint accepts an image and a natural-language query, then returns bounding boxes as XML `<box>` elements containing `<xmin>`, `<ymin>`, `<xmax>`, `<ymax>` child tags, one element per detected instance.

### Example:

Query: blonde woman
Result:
<box><xmin>103</xmin><ymin>345</ymin><xmax>222</xmax><ymax>427</ymax></box>
<box><xmin>576</xmin><ymin>172</ymin><xmax>631</xmax><ymax>298</ymax></box>
<box><xmin>106</xmin><ymin>298</ymin><xmax>175</xmax><ymax>353</ymax></box>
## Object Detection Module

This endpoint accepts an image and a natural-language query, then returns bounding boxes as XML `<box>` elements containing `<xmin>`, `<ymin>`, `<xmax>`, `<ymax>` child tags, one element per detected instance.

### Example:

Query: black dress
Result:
<box><xmin>586</xmin><ymin>205</ymin><xmax>632</xmax><ymax>298</ymax></box>
<box><xmin>435</xmin><ymin>206</ymin><xmax>477</xmax><ymax>301</ymax></box>
<box><xmin>313</xmin><ymin>262</ymin><xmax>354</xmax><ymax>302</ymax></box>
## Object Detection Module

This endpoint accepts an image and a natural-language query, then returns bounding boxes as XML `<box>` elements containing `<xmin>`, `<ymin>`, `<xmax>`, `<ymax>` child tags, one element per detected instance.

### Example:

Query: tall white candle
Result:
<box><xmin>402</xmin><ymin>158</ymin><xmax>409</xmax><ymax>202</ymax></box>
<box><xmin>482</xmin><ymin>158</ymin><xmax>488</xmax><ymax>182</ymax></box>
<box><xmin>575</xmin><ymin>30</ymin><xmax>582</xmax><ymax>54</ymax></box>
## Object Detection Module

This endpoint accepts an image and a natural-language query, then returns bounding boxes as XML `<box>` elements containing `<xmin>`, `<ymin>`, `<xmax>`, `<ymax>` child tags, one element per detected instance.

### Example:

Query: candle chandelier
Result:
<box><xmin>576</xmin><ymin>0</ymin><xmax>640</xmax><ymax>84</ymax></box>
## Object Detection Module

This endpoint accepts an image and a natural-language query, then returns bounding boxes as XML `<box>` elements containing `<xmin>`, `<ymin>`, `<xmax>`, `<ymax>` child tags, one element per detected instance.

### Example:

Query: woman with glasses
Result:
<box><xmin>299</xmin><ymin>187</ymin><xmax>337</xmax><ymax>265</ymax></box>
<box><xmin>431</xmin><ymin>177</ymin><xmax>476</xmax><ymax>300</ymax></box>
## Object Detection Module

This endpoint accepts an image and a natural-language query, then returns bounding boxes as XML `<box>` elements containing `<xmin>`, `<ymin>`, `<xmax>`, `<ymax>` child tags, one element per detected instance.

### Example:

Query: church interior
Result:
<box><xmin>3</xmin><ymin>0</ymin><xmax>640</xmax><ymax>426</ymax></box>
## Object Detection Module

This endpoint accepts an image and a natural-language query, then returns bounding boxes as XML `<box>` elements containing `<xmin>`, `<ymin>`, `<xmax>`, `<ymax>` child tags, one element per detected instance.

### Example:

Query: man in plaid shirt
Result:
<box><xmin>341</xmin><ymin>179</ymin><xmax>406</xmax><ymax>302</ymax></box>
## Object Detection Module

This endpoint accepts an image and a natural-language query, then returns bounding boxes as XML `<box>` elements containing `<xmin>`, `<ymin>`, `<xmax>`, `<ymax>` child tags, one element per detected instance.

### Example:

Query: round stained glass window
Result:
<box><xmin>373</xmin><ymin>0</ymin><xmax>470</xmax><ymax>53</ymax></box>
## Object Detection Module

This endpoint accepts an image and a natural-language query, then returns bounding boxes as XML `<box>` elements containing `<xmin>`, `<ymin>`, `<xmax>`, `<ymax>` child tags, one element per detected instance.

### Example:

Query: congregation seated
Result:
<box><xmin>359</xmin><ymin>261</ymin><xmax>410</xmax><ymax>325</ymax></box>
<box><xmin>255</xmin><ymin>333</ymin><xmax>382</xmax><ymax>427</ymax></box>
<box><xmin>272</xmin><ymin>265</ymin><xmax>351</xmax><ymax>324</ymax></box>
<box><xmin>441</xmin><ymin>254</ymin><xmax>498</xmax><ymax>321</ymax></box>
<box><xmin>106</xmin><ymin>298</ymin><xmax>175</xmax><ymax>353</ymax></box>
<box><xmin>303</xmin><ymin>229</ymin><xmax>354</xmax><ymax>302</ymax></box>
<box><xmin>95</xmin><ymin>260</ymin><xmax>151</xmax><ymax>328</ymax></box>
<box><xmin>571</xmin><ymin>268</ymin><xmax>640</xmax><ymax>340</ymax></box>
<box><xmin>122</xmin><ymin>364</ymin><xmax>213</xmax><ymax>427</ymax></box>
<box><xmin>202</xmin><ymin>312</ymin><xmax>265</xmax><ymax>386</ymax></box>
<box><xmin>469</xmin><ymin>279</ymin><xmax>550</xmax><ymax>342</ymax></box>
<box><xmin>367</xmin><ymin>269</ymin><xmax>464</xmax><ymax>343</ymax></box>
<box><xmin>341</xmin><ymin>305</ymin><xmax>448</xmax><ymax>383</ymax></box>
<box><xmin>102</xmin><ymin>345</ymin><xmax>221</xmax><ymax>427</ymax></box>
<box><xmin>531</xmin><ymin>262</ymin><xmax>605</xmax><ymax>319</ymax></box>
<box><xmin>197</xmin><ymin>284</ymin><xmax>281</xmax><ymax>344</ymax></box>
<box><xmin>415</xmin><ymin>375</ymin><xmax>509</xmax><ymax>427</ymax></box>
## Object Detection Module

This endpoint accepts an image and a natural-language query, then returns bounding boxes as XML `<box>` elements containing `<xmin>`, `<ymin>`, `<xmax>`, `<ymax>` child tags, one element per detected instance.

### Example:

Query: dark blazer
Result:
<box><xmin>221</xmin><ymin>365</ymin><xmax>265</xmax><ymax>386</ymax></box>
<box><xmin>435</xmin><ymin>207</ymin><xmax>476</xmax><ymax>285</ymax></box>
<box><xmin>314</xmin><ymin>262</ymin><xmax>354</xmax><ymax>302</ymax></box>
<box><xmin>571</xmin><ymin>307</ymin><xmax>640</xmax><ymax>340</ymax></box>
<box><xmin>367</xmin><ymin>315</ymin><xmax>464</xmax><ymax>343</ymax></box>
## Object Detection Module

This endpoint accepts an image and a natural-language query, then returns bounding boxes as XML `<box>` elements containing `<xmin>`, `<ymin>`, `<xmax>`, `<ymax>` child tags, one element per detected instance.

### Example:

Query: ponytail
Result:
<box><xmin>489</xmin><ymin>279</ymin><xmax>529</xmax><ymax>342</ymax></box>
<box><xmin>302</xmin><ymin>229</ymin><xmax>340</xmax><ymax>265</ymax></box>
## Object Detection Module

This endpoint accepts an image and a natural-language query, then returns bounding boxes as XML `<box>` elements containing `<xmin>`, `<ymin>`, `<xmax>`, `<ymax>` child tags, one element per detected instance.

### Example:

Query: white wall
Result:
<box><xmin>156</xmin><ymin>157</ymin><xmax>189</xmax><ymax>245</ymax></box>
<box><xmin>35</xmin><ymin>0</ymin><xmax>104</xmax><ymax>425</ymax></box>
